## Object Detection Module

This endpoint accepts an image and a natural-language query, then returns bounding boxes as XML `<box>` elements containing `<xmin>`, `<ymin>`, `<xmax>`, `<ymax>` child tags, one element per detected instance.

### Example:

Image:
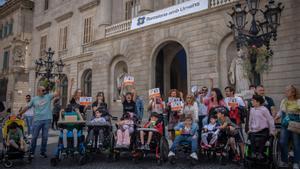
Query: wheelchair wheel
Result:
<box><xmin>3</xmin><ymin>160</ymin><xmax>13</xmax><ymax>168</ymax></box>
<box><xmin>79</xmin><ymin>155</ymin><xmax>88</xmax><ymax>166</ymax></box>
<box><xmin>159</xmin><ymin>137</ymin><xmax>169</xmax><ymax>162</ymax></box>
<box><xmin>272</xmin><ymin>136</ymin><xmax>280</xmax><ymax>169</ymax></box>
<box><xmin>169</xmin><ymin>156</ymin><xmax>176</xmax><ymax>165</ymax></box>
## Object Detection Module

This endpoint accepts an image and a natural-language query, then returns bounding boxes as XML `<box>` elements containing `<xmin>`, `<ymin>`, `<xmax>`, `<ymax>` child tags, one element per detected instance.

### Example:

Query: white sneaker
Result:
<box><xmin>280</xmin><ymin>161</ymin><xmax>289</xmax><ymax>168</ymax></box>
<box><xmin>28</xmin><ymin>134</ymin><xmax>32</xmax><ymax>139</ymax></box>
<box><xmin>293</xmin><ymin>163</ymin><xmax>299</xmax><ymax>169</ymax></box>
<box><xmin>168</xmin><ymin>151</ymin><xmax>175</xmax><ymax>157</ymax></box>
<box><xmin>190</xmin><ymin>152</ymin><xmax>198</xmax><ymax>160</ymax></box>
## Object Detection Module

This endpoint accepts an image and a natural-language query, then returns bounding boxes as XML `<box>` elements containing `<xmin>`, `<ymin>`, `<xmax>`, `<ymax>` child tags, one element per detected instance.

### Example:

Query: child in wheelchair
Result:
<box><xmin>201</xmin><ymin>115</ymin><xmax>220</xmax><ymax>149</ymax></box>
<box><xmin>6</xmin><ymin>122</ymin><xmax>26</xmax><ymax>152</ymax></box>
<box><xmin>248</xmin><ymin>95</ymin><xmax>275</xmax><ymax>160</ymax></box>
<box><xmin>168</xmin><ymin>115</ymin><xmax>199</xmax><ymax>160</ymax></box>
<box><xmin>139</xmin><ymin>112</ymin><xmax>163</xmax><ymax>150</ymax></box>
<box><xmin>60</xmin><ymin>104</ymin><xmax>84</xmax><ymax>155</ymax></box>
<box><xmin>216</xmin><ymin>106</ymin><xmax>242</xmax><ymax>162</ymax></box>
<box><xmin>86</xmin><ymin>108</ymin><xmax>111</xmax><ymax>148</ymax></box>
<box><xmin>116</xmin><ymin>112</ymin><xmax>134</xmax><ymax>148</ymax></box>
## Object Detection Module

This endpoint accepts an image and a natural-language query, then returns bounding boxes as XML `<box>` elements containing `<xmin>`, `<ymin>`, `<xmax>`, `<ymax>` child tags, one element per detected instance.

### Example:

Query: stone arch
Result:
<box><xmin>150</xmin><ymin>38</ymin><xmax>190</xmax><ymax>97</ymax></box>
<box><xmin>108</xmin><ymin>55</ymin><xmax>128</xmax><ymax>103</ymax></box>
<box><xmin>81</xmin><ymin>69</ymin><xmax>92</xmax><ymax>97</ymax></box>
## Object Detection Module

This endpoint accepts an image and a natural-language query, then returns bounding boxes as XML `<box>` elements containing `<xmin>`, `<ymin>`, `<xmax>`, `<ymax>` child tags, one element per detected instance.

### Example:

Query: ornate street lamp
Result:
<box><xmin>228</xmin><ymin>0</ymin><xmax>284</xmax><ymax>85</ymax></box>
<box><xmin>35</xmin><ymin>48</ymin><xmax>65</xmax><ymax>91</ymax></box>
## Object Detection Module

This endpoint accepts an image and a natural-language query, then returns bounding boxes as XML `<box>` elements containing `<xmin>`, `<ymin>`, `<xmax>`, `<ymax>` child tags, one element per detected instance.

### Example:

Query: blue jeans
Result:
<box><xmin>31</xmin><ymin>119</ymin><xmax>51</xmax><ymax>154</ymax></box>
<box><xmin>280</xmin><ymin>127</ymin><xmax>300</xmax><ymax>163</ymax></box>
<box><xmin>25</xmin><ymin>116</ymin><xmax>34</xmax><ymax>135</ymax></box>
<box><xmin>170</xmin><ymin>135</ymin><xmax>198</xmax><ymax>153</ymax></box>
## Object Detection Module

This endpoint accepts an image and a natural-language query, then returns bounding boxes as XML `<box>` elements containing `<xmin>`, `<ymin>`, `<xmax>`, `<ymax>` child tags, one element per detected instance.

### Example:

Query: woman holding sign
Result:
<box><xmin>92</xmin><ymin>92</ymin><xmax>108</xmax><ymax>113</ymax></box>
<box><xmin>69</xmin><ymin>78</ymin><xmax>86</xmax><ymax>115</ymax></box>
<box><xmin>166</xmin><ymin>89</ymin><xmax>184</xmax><ymax>141</ymax></box>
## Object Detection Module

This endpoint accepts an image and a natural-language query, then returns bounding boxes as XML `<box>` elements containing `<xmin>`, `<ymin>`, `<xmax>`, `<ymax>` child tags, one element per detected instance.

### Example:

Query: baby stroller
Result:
<box><xmin>50</xmin><ymin>107</ymin><xmax>87</xmax><ymax>166</ymax></box>
<box><xmin>85</xmin><ymin>111</ymin><xmax>116</xmax><ymax>160</ymax></box>
<box><xmin>1</xmin><ymin>115</ymin><xmax>32</xmax><ymax>168</ymax></box>
<box><xmin>132</xmin><ymin>113</ymin><xmax>169</xmax><ymax>165</ymax></box>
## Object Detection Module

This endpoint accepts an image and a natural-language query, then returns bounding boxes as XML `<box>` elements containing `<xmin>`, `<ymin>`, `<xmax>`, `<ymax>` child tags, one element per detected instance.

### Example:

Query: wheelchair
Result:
<box><xmin>1</xmin><ymin>115</ymin><xmax>32</xmax><ymax>168</ymax></box>
<box><xmin>50</xmin><ymin>110</ymin><xmax>87</xmax><ymax>166</ymax></box>
<box><xmin>132</xmin><ymin>114</ymin><xmax>169</xmax><ymax>165</ymax></box>
<box><xmin>85</xmin><ymin>119</ymin><xmax>115</xmax><ymax>160</ymax></box>
<box><xmin>244</xmin><ymin>133</ymin><xmax>274</xmax><ymax>169</ymax></box>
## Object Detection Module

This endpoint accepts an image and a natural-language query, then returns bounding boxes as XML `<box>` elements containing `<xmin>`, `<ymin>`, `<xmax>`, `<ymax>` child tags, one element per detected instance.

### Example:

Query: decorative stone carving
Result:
<box><xmin>13</xmin><ymin>45</ymin><xmax>25</xmax><ymax>66</ymax></box>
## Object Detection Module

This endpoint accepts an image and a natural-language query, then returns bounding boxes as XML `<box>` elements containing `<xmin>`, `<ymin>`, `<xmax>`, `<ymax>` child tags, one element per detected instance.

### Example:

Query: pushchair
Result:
<box><xmin>1</xmin><ymin>115</ymin><xmax>32</xmax><ymax>168</ymax></box>
<box><xmin>50</xmin><ymin>108</ymin><xmax>87</xmax><ymax>166</ymax></box>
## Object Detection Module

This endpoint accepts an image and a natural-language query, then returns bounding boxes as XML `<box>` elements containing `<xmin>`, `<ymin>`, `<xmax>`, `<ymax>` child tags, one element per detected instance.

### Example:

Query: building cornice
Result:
<box><xmin>55</xmin><ymin>11</ymin><xmax>73</xmax><ymax>23</ymax></box>
<box><xmin>0</xmin><ymin>0</ymin><xmax>33</xmax><ymax>18</ymax></box>
<box><xmin>36</xmin><ymin>22</ymin><xmax>51</xmax><ymax>31</ymax></box>
<box><xmin>78</xmin><ymin>0</ymin><xmax>100</xmax><ymax>13</ymax></box>
<box><xmin>62</xmin><ymin>52</ymin><xmax>93</xmax><ymax>62</ymax></box>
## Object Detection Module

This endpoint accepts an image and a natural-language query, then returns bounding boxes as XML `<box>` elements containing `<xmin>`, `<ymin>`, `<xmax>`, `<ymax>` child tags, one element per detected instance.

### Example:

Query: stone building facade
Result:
<box><xmin>28</xmin><ymin>0</ymin><xmax>300</xmax><ymax>117</ymax></box>
<box><xmin>0</xmin><ymin>0</ymin><xmax>33</xmax><ymax>112</ymax></box>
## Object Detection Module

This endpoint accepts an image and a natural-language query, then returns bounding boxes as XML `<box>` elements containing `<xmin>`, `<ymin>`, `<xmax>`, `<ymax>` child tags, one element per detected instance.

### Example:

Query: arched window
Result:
<box><xmin>82</xmin><ymin>69</ymin><xmax>92</xmax><ymax>97</ymax></box>
<box><xmin>60</xmin><ymin>75</ymin><xmax>68</xmax><ymax>107</ymax></box>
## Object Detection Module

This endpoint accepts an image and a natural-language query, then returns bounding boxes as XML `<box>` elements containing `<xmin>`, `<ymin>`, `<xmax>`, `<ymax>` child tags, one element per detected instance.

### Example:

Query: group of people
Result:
<box><xmin>0</xmin><ymin>78</ymin><xmax>299</xmax><ymax>169</ymax></box>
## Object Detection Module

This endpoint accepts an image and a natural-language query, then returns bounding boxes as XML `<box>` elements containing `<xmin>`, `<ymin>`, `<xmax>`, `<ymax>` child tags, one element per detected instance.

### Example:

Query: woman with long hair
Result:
<box><xmin>277</xmin><ymin>85</ymin><xmax>300</xmax><ymax>169</ymax></box>
<box><xmin>92</xmin><ymin>92</ymin><xmax>108</xmax><ymax>113</ymax></box>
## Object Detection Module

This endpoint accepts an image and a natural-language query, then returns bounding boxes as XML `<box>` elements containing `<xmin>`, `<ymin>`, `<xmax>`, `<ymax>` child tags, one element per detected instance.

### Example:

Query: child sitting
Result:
<box><xmin>62</xmin><ymin>104</ymin><xmax>84</xmax><ymax>154</ymax></box>
<box><xmin>116</xmin><ymin>112</ymin><xmax>134</xmax><ymax>148</ymax></box>
<box><xmin>168</xmin><ymin>115</ymin><xmax>199</xmax><ymax>160</ymax></box>
<box><xmin>7</xmin><ymin>122</ymin><xmax>26</xmax><ymax>152</ymax></box>
<box><xmin>139</xmin><ymin>112</ymin><xmax>163</xmax><ymax>150</ymax></box>
<box><xmin>87</xmin><ymin>108</ymin><xmax>110</xmax><ymax>148</ymax></box>
<box><xmin>201</xmin><ymin>115</ymin><xmax>220</xmax><ymax>148</ymax></box>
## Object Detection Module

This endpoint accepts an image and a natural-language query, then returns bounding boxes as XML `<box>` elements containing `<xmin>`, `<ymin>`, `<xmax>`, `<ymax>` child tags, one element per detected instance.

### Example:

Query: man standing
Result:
<box><xmin>19</xmin><ymin>80</ymin><xmax>60</xmax><ymax>158</ymax></box>
<box><xmin>255</xmin><ymin>85</ymin><xmax>276</xmax><ymax>115</ymax></box>
<box><xmin>23</xmin><ymin>95</ymin><xmax>34</xmax><ymax>138</ymax></box>
<box><xmin>135</xmin><ymin>95</ymin><xmax>144</xmax><ymax>121</ymax></box>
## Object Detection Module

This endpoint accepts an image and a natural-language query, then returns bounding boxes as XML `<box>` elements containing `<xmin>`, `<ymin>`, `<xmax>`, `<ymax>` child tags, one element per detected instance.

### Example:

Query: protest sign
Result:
<box><xmin>79</xmin><ymin>97</ymin><xmax>93</xmax><ymax>106</ymax></box>
<box><xmin>149</xmin><ymin>88</ymin><xmax>160</xmax><ymax>98</ymax></box>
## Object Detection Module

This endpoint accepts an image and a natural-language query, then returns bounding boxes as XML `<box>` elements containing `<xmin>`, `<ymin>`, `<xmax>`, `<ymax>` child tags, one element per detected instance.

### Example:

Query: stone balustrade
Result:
<box><xmin>210</xmin><ymin>0</ymin><xmax>239</xmax><ymax>8</ymax></box>
<box><xmin>105</xmin><ymin>20</ymin><xmax>132</xmax><ymax>37</ymax></box>
<box><xmin>105</xmin><ymin>0</ymin><xmax>239</xmax><ymax>37</ymax></box>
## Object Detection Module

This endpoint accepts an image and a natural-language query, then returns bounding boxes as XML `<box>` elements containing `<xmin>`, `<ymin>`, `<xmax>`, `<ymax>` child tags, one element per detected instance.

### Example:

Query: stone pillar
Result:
<box><xmin>95</xmin><ymin>0</ymin><xmax>112</xmax><ymax>39</ymax></box>
<box><xmin>139</xmin><ymin>0</ymin><xmax>154</xmax><ymax>15</ymax></box>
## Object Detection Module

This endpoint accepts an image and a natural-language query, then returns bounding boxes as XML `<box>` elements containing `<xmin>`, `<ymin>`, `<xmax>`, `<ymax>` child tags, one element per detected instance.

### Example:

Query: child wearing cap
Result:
<box><xmin>139</xmin><ymin>112</ymin><xmax>163</xmax><ymax>150</ymax></box>
<box><xmin>116</xmin><ymin>112</ymin><xmax>134</xmax><ymax>148</ymax></box>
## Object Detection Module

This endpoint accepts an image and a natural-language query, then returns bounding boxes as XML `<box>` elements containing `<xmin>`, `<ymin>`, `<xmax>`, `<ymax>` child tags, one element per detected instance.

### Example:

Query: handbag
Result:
<box><xmin>288</xmin><ymin>121</ymin><xmax>300</xmax><ymax>134</ymax></box>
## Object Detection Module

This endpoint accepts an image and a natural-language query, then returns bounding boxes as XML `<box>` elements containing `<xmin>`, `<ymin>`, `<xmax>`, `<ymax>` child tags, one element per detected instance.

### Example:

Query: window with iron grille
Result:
<box><xmin>3</xmin><ymin>51</ymin><xmax>9</xmax><ymax>71</ymax></box>
<box><xmin>125</xmin><ymin>0</ymin><xmax>140</xmax><ymax>20</ymax></box>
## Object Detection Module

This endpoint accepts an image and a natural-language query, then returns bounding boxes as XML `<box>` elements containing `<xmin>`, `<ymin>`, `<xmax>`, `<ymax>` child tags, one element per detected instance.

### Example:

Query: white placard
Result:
<box><xmin>123</xmin><ymin>75</ymin><xmax>135</xmax><ymax>86</ymax></box>
<box><xmin>168</xmin><ymin>97</ymin><xmax>180</xmax><ymax>103</ymax></box>
<box><xmin>171</xmin><ymin>101</ymin><xmax>183</xmax><ymax>111</ymax></box>
<box><xmin>131</xmin><ymin>0</ymin><xmax>209</xmax><ymax>30</ymax></box>
<box><xmin>149</xmin><ymin>88</ymin><xmax>160</xmax><ymax>98</ymax></box>
<box><xmin>79</xmin><ymin>97</ymin><xmax>93</xmax><ymax>106</ymax></box>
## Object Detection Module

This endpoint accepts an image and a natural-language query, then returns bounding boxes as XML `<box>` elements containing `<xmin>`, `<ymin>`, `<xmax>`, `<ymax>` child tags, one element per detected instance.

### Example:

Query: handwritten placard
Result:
<box><xmin>171</xmin><ymin>101</ymin><xmax>183</xmax><ymax>111</ymax></box>
<box><xmin>123</xmin><ymin>75</ymin><xmax>135</xmax><ymax>86</ymax></box>
<box><xmin>168</xmin><ymin>97</ymin><xmax>180</xmax><ymax>103</ymax></box>
<box><xmin>149</xmin><ymin>88</ymin><xmax>160</xmax><ymax>98</ymax></box>
<box><xmin>79</xmin><ymin>97</ymin><xmax>93</xmax><ymax>106</ymax></box>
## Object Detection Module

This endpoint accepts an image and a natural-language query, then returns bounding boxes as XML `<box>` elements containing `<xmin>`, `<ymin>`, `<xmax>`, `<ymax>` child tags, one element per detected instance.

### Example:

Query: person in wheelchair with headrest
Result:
<box><xmin>61</xmin><ymin>104</ymin><xmax>84</xmax><ymax>154</ymax></box>
<box><xmin>168</xmin><ymin>115</ymin><xmax>199</xmax><ymax>160</ymax></box>
<box><xmin>139</xmin><ymin>112</ymin><xmax>163</xmax><ymax>150</ymax></box>
<box><xmin>86</xmin><ymin>108</ymin><xmax>110</xmax><ymax>148</ymax></box>
<box><xmin>248</xmin><ymin>95</ymin><xmax>275</xmax><ymax>160</ymax></box>
<box><xmin>6</xmin><ymin>122</ymin><xmax>26</xmax><ymax>152</ymax></box>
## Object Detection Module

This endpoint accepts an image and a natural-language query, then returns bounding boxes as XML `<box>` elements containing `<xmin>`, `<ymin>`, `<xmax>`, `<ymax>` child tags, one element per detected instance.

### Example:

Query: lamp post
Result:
<box><xmin>35</xmin><ymin>48</ymin><xmax>65</xmax><ymax>91</ymax></box>
<box><xmin>228</xmin><ymin>0</ymin><xmax>284</xmax><ymax>85</ymax></box>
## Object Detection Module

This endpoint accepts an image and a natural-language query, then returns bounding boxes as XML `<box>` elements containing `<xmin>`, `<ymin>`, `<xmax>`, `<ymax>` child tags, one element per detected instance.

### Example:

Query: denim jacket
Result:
<box><xmin>135</xmin><ymin>96</ymin><xmax>144</xmax><ymax>120</ymax></box>
<box><xmin>174</xmin><ymin>122</ymin><xmax>199</xmax><ymax>136</ymax></box>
